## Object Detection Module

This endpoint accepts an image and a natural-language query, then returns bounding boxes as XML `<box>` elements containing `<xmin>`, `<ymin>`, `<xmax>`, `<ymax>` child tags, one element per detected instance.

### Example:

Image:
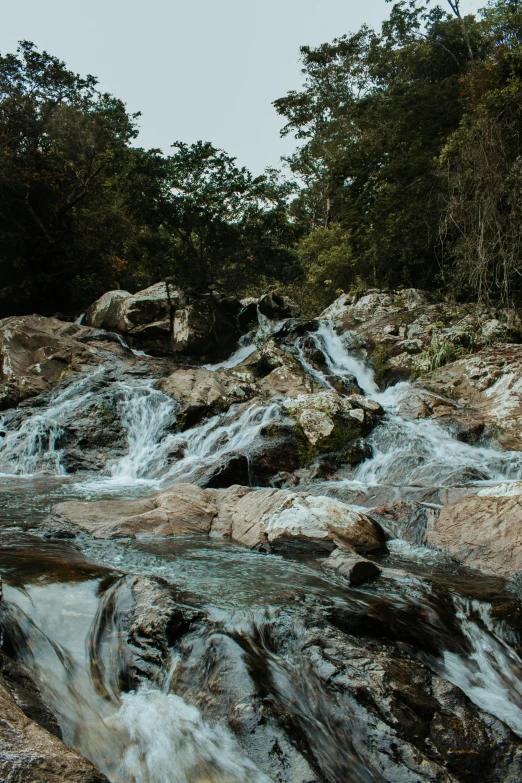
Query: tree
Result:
<box><xmin>440</xmin><ymin>1</ymin><xmax>522</xmax><ymax>304</ymax></box>
<box><xmin>161</xmin><ymin>141</ymin><xmax>300</xmax><ymax>293</ymax></box>
<box><xmin>0</xmin><ymin>41</ymin><xmax>141</xmax><ymax>314</ymax></box>
<box><xmin>274</xmin><ymin>2</ymin><xmax>484</xmax><ymax>297</ymax></box>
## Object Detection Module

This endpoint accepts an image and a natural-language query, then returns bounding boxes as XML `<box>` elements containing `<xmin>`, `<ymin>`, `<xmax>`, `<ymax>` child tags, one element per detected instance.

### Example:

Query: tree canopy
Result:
<box><xmin>3</xmin><ymin>3</ymin><xmax>522</xmax><ymax>315</ymax></box>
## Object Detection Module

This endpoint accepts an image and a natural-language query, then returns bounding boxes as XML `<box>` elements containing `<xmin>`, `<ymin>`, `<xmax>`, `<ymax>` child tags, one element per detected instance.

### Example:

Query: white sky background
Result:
<box><xmin>1</xmin><ymin>0</ymin><xmax>484</xmax><ymax>175</ymax></box>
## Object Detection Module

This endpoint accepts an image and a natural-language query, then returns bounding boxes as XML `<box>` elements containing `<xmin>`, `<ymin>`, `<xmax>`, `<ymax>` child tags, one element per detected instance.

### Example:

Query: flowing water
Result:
<box><xmin>2</xmin><ymin>315</ymin><xmax>522</xmax><ymax>782</ymax></box>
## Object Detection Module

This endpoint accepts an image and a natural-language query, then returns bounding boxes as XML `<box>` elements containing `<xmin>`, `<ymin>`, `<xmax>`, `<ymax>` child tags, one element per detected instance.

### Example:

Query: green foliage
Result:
<box><xmin>274</xmin><ymin>1</ymin><xmax>486</xmax><ymax>303</ymax></box>
<box><xmin>297</xmin><ymin>225</ymin><xmax>354</xmax><ymax>305</ymax></box>
<box><xmin>0</xmin><ymin>44</ymin><xmax>301</xmax><ymax>316</ymax></box>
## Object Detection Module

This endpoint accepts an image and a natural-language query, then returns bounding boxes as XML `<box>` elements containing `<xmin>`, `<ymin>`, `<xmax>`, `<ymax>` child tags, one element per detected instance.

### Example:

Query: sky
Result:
<box><xmin>1</xmin><ymin>0</ymin><xmax>484</xmax><ymax>175</ymax></box>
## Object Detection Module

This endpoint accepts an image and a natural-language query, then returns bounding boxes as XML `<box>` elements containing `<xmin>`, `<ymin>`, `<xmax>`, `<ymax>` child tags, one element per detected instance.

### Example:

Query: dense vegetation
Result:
<box><xmin>1</xmin><ymin>0</ymin><xmax>522</xmax><ymax>316</ymax></box>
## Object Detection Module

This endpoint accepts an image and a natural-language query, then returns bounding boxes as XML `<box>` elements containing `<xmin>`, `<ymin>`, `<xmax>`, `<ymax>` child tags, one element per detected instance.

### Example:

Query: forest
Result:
<box><xmin>1</xmin><ymin>0</ymin><xmax>522</xmax><ymax>316</ymax></box>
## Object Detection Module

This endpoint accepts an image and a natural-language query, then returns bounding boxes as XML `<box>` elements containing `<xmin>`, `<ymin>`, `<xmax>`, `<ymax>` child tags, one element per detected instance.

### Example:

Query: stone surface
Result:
<box><xmin>156</xmin><ymin>366</ymin><xmax>257</xmax><ymax>427</ymax></box>
<box><xmin>48</xmin><ymin>483</ymin><xmax>387</xmax><ymax>555</ymax></box>
<box><xmin>0</xmin><ymin>674</ymin><xmax>109</xmax><ymax>782</ymax></box>
<box><xmin>85</xmin><ymin>284</ymin><xmax>241</xmax><ymax>358</ymax></box>
<box><xmin>0</xmin><ymin>315</ymin><xmax>128</xmax><ymax>410</ymax></box>
<box><xmin>281</xmin><ymin>390</ymin><xmax>383</xmax><ymax>461</ymax></box>
<box><xmin>421</xmin><ymin>344</ymin><xmax>522</xmax><ymax>450</ymax></box>
<box><xmin>322</xmin><ymin>548</ymin><xmax>381</xmax><ymax>586</ymax></box>
<box><xmin>425</xmin><ymin>488</ymin><xmax>522</xmax><ymax>576</ymax></box>
<box><xmin>51</xmin><ymin>484</ymin><xmax>217</xmax><ymax>539</ymax></box>
<box><xmin>320</xmin><ymin>288</ymin><xmax>522</xmax><ymax>384</ymax></box>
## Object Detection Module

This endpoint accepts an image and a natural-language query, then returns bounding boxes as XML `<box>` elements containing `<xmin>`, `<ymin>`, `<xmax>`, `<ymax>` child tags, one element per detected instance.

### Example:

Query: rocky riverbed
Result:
<box><xmin>2</xmin><ymin>286</ymin><xmax>522</xmax><ymax>782</ymax></box>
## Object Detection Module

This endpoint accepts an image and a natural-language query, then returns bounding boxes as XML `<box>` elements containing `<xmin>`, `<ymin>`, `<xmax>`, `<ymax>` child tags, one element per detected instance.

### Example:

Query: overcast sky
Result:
<box><xmin>1</xmin><ymin>0</ymin><xmax>484</xmax><ymax>174</ymax></box>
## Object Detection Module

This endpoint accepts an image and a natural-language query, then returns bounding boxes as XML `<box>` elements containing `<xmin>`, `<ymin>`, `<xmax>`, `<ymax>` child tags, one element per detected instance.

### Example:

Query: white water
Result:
<box><xmin>293</xmin><ymin>320</ymin><xmax>378</xmax><ymax>395</ymax></box>
<box><xmin>351</xmin><ymin>382</ymin><xmax>522</xmax><ymax>489</ymax></box>
<box><xmin>0</xmin><ymin>369</ymin><xmax>105</xmax><ymax>476</ymax></box>
<box><xmin>436</xmin><ymin>598</ymin><xmax>522</xmax><ymax>736</ymax></box>
<box><xmin>204</xmin><ymin>309</ymin><xmax>281</xmax><ymax>371</ymax></box>
<box><xmin>4</xmin><ymin>582</ymin><xmax>272</xmax><ymax>783</ymax></box>
<box><xmin>108</xmin><ymin>382</ymin><xmax>178</xmax><ymax>484</ymax></box>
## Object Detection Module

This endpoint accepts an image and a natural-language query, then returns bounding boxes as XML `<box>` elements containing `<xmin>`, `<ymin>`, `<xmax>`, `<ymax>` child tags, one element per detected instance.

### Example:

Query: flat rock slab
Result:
<box><xmin>426</xmin><ymin>488</ymin><xmax>522</xmax><ymax>577</ymax></box>
<box><xmin>49</xmin><ymin>483</ymin><xmax>387</xmax><ymax>556</ymax></box>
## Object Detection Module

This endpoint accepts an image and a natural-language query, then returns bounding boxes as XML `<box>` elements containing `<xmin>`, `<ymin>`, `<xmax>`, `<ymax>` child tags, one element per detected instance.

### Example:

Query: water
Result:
<box><xmin>204</xmin><ymin>309</ymin><xmax>281</xmax><ymax>371</ymax></box>
<box><xmin>3</xmin><ymin>312</ymin><xmax>522</xmax><ymax>781</ymax></box>
<box><xmin>0</xmin><ymin>369</ymin><xmax>105</xmax><ymax>476</ymax></box>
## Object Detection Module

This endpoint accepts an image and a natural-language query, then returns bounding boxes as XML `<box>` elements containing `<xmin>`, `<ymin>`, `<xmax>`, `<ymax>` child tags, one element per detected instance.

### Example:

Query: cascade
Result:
<box><xmin>4</xmin><ymin>306</ymin><xmax>522</xmax><ymax>783</ymax></box>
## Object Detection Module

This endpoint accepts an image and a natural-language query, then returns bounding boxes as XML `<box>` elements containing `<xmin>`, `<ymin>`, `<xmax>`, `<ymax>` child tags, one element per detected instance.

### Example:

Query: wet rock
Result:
<box><xmin>85</xmin><ymin>284</ymin><xmax>241</xmax><ymax>359</ymax></box>
<box><xmin>216</xmin><ymin>486</ymin><xmax>387</xmax><ymax>554</ymax></box>
<box><xmin>421</xmin><ymin>344</ymin><xmax>522</xmax><ymax>450</ymax></box>
<box><xmin>0</xmin><ymin>673</ymin><xmax>109</xmax><ymax>782</ymax></box>
<box><xmin>320</xmin><ymin>288</ymin><xmax>522</xmax><ymax>385</ymax></box>
<box><xmin>50</xmin><ymin>484</ymin><xmax>218</xmax><ymax>539</ymax></box>
<box><xmin>91</xmin><ymin>574</ymin><xmax>202</xmax><ymax>691</ymax></box>
<box><xmin>322</xmin><ymin>548</ymin><xmax>381</xmax><ymax>586</ymax></box>
<box><xmin>372</xmin><ymin>499</ymin><xmax>437</xmax><ymax>545</ymax></box>
<box><xmin>236</xmin><ymin>338</ymin><xmax>318</xmax><ymax>399</ymax></box>
<box><xmin>1</xmin><ymin>652</ymin><xmax>61</xmax><ymax>738</ymax></box>
<box><xmin>0</xmin><ymin>314</ymin><xmax>128</xmax><ymax>410</ymax></box>
<box><xmin>156</xmin><ymin>366</ymin><xmax>257</xmax><ymax>427</ymax></box>
<box><xmin>280</xmin><ymin>390</ymin><xmax>383</xmax><ymax>465</ymax></box>
<box><xmin>425</xmin><ymin>487</ymin><xmax>522</xmax><ymax>577</ymax></box>
<box><xmin>48</xmin><ymin>483</ymin><xmax>387</xmax><ymax>556</ymax></box>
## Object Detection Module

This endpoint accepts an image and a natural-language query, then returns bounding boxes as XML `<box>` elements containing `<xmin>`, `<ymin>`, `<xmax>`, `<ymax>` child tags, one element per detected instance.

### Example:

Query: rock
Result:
<box><xmin>50</xmin><ymin>484</ymin><xmax>218</xmax><ymax>538</ymax></box>
<box><xmin>320</xmin><ymin>288</ymin><xmax>522</xmax><ymax>385</ymax></box>
<box><xmin>0</xmin><ymin>674</ymin><xmax>109</xmax><ymax>782</ymax></box>
<box><xmin>217</xmin><ymin>487</ymin><xmax>387</xmax><ymax>554</ymax></box>
<box><xmin>421</xmin><ymin>344</ymin><xmax>522</xmax><ymax>449</ymax></box>
<box><xmin>281</xmin><ymin>390</ymin><xmax>383</xmax><ymax>463</ymax></box>
<box><xmin>425</xmin><ymin>488</ymin><xmax>522</xmax><ymax>577</ymax></box>
<box><xmin>372</xmin><ymin>499</ymin><xmax>438</xmax><ymax>545</ymax></box>
<box><xmin>0</xmin><ymin>315</ymin><xmax>128</xmax><ymax>410</ymax></box>
<box><xmin>48</xmin><ymin>483</ymin><xmax>387</xmax><ymax>555</ymax></box>
<box><xmin>1</xmin><ymin>652</ymin><xmax>61</xmax><ymax>738</ymax></box>
<box><xmin>236</xmin><ymin>338</ymin><xmax>318</xmax><ymax>399</ymax></box>
<box><xmin>156</xmin><ymin>366</ymin><xmax>257</xmax><ymax>427</ymax></box>
<box><xmin>322</xmin><ymin>548</ymin><xmax>381</xmax><ymax>586</ymax></box>
<box><xmin>257</xmin><ymin>291</ymin><xmax>300</xmax><ymax>321</ymax></box>
<box><xmin>85</xmin><ymin>284</ymin><xmax>241</xmax><ymax>359</ymax></box>
<box><xmin>91</xmin><ymin>574</ymin><xmax>202</xmax><ymax>690</ymax></box>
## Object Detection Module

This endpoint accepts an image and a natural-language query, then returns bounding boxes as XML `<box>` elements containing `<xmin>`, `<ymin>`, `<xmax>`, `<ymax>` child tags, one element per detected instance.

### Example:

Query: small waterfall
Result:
<box><xmin>108</xmin><ymin>382</ymin><xmax>178</xmax><ymax>484</ymax></box>
<box><xmin>204</xmin><ymin>307</ymin><xmax>282</xmax><ymax>371</ymax></box>
<box><xmin>295</xmin><ymin>320</ymin><xmax>379</xmax><ymax>396</ymax></box>
<box><xmin>0</xmin><ymin>370</ymin><xmax>105</xmax><ymax>476</ymax></box>
<box><xmin>162</xmin><ymin>402</ymin><xmax>280</xmax><ymax>485</ymax></box>
<box><xmin>351</xmin><ymin>382</ymin><xmax>522</xmax><ymax>489</ymax></box>
<box><xmin>1</xmin><ymin>585</ymin><xmax>273</xmax><ymax>783</ymax></box>
<box><xmin>435</xmin><ymin>597</ymin><xmax>522</xmax><ymax>736</ymax></box>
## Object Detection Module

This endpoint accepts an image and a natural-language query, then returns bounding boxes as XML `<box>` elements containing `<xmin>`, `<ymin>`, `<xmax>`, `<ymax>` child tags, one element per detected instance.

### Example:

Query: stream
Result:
<box><xmin>2</xmin><ymin>318</ymin><xmax>522</xmax><ymax>782</ymax></box>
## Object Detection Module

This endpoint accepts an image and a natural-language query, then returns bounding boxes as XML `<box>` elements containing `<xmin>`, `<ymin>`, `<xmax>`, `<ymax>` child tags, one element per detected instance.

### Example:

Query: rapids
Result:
<box><xmin>2</xmin><ymin>313</ymin><xmax>522</xmax><ymax>782</ymax></box>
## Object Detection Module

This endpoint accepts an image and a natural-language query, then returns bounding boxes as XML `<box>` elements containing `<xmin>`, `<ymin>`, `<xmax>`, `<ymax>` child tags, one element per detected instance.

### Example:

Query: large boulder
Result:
<box><xmin>0</xmin><ymin>315</ymin><xmax>129</xmax><ymax>410</ymax></box>
<box><xmin>50</xmin><ymin>484</ymin><xmax>218</xmax><ymax>539</ymax></box>
<box><xmin>421</xmin><ymin>344</ymin><xmax>522</xmax><ymax>450</ymax></box>
<box><xmin>320</xmin><ymin>289</ymin><xmax>522</xmax><ymax>385</ymax></box>
<box><xmin>85</xmin><ymin>284</ymin><xmax>241</xmax><ymax>359</ymax></box>
<box><xmin>280</xmin><ymin>390</ymin><xmax>383</xmax><ymax>463</ymax></box>
<box><xmin>156</xmin><ymin>367</ymin><xmax>258</xmax><ymax>428</ymax></box>
<box><xmin>47</xmin><ymin>483</ymin><xmax>387</xmax><ymax>555</ymax></box>
<box><xmin>425</xmin><ymin>486</ymin><xmax>522</xmax><ymax>577</ymax></box>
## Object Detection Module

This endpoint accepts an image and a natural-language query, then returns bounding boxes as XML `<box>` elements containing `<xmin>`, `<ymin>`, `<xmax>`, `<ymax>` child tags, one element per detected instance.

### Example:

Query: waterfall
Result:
<box><xmin>204</xmin><ymin>307</ymin><xmax>282</xmax><ymax>371</ymax></box>
<box><xmin>0</xmin><ymin>369</ymin><xmax>105</xmax><ymax>476</ymax></box>
<box><xmin>434</xmin><ymin>597</ymin><xmax>522</xmax><ymax>736</ymax></box>
<box><xmin>294</xmin><ymin>320</ymin><xmax>379</xmax><ymax>396</ymax></box>
<box><xmin>350</xmin><ymin>382</ymin><xmax>522</xmax><ymax>489</ymax></box>
<box><xmin>108</xmin><ymin>382</ymin><xmax>178</xmax><ymax>484</ymax></box>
